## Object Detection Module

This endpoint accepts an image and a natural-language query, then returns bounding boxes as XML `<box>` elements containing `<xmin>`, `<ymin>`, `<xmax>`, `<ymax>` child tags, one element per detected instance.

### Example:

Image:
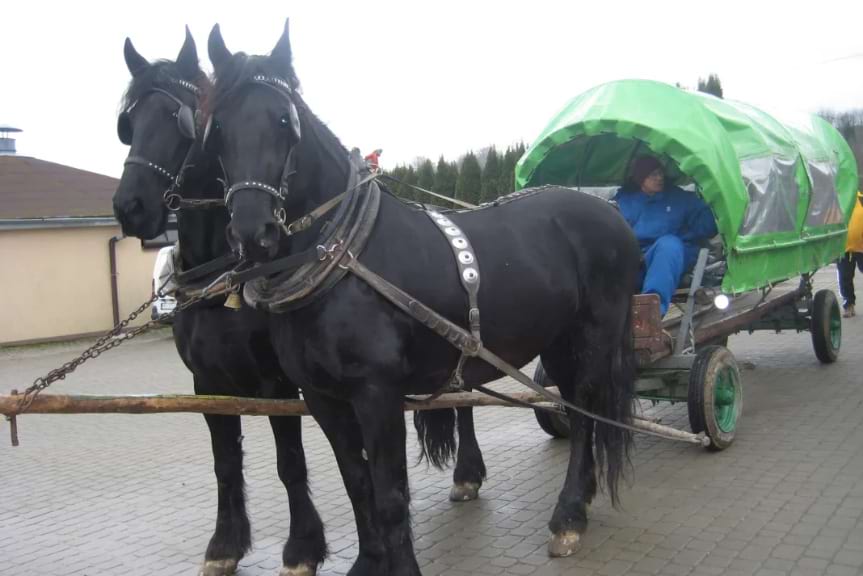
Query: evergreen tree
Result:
<box><xmin>480</xmin><ymin>146</ymin><xmax>500</xmax><ymax>203</ymax></box>
<box><xmin>433</xmin><ymin>157</ymin><xmax>460</xmax><ymax>204</ymax></box>
<box><xmin>500</xmin><ymin>146</ymin><xmax>520</xmax><ymax>193</ymax></box>
<box><xmin>697</xmin><ymin>74</ymin><xmax>723</xmax><ymax>99</ymax></box>
<box><xmin>456</xmin><ymin>152</ymin><xmax>482</xmax><ymax>205</ymax></box>
<box><xmin>402</xmin><ymin>165</ymin><xmax>418</xmax><ymax>201</ymax></box>
<box><xmin>433</xmin><ymin>156</ymin><xmax>451</xmax><ymax>195</ymax></box>
<box><xmin>386</xmin><ymin>165</ymin><xmax>406</xmax><ymax>200</ymax></box>
<box><xmin>416</xmin><ymin>159</ymin><xmax>435</xmax><ymax>203</ymax></box>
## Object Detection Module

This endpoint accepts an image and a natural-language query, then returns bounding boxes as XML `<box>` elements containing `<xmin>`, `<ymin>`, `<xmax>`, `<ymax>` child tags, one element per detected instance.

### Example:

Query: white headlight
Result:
<box><xmin>714</xmin><ymin>294</ymin><xmax>730</xmax><ymax>310</ymax></box>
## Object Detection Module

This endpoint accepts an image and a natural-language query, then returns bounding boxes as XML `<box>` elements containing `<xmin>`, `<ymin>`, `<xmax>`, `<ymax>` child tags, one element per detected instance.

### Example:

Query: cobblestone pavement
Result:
<box><xmin>1</xmin><ymin>269</ymin><xmax>862</xmax><ymax>576</ymax></box>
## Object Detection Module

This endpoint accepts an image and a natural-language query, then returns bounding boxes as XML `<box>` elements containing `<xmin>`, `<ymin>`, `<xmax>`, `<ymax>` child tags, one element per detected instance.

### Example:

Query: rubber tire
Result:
<box><xmin>688</xmin><ymin>345</ymin><xmax>742</xmax><ymax>451</ymax></box>
<box><xmin>532</xmin><ymin>362</ymin><xmax>571</xmax><ymax>439</ymax></box>
<box><xmin>811</xmin><ymin>289</ymin><xmax>841</xmax><ymax>364</ymax></box>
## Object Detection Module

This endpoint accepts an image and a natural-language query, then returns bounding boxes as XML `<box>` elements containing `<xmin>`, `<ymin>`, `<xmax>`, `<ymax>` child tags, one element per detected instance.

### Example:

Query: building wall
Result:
<box><xmin>0</xmin><ymin>225</ymin><xmax>158</xmax><ymax>345</ymax></box>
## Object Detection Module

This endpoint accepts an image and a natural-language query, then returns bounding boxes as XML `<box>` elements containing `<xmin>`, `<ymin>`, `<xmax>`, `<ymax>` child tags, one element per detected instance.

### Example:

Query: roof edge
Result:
<box><xmin>0</xmin><ymin>217</ymin><xmax>119</xmax><ymax>231</ymax></box>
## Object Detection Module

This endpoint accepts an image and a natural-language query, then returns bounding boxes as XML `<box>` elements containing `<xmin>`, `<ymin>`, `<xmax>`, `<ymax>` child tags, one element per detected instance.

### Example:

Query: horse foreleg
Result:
<box><xmin>301</xmin><ymin>388</ymin><xmax>387</xmax><ymax>576</ymax></box>
<box><xmin>268</xmin><ymin>412</ymin><xmax>327</xmax><ymax>576</ymax></box>
<box><xmin>354</xmin><ymin>387</ymin><xmax>422</xmax><ymax>576</ymax></box>
<box><xmin>200</xmin><ymin>413</ymin><xmax>250</xmax><ymax>576</ymax></box>
<box><xmin>450</xmin><ymin>406</ymin><xmax>486</xmax><ymax>501</ymax></box>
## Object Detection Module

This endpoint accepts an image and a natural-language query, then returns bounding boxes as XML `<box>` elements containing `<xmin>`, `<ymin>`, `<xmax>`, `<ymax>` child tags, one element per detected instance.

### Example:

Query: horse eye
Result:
<box><xmin>279</xmin><ymin>114</ymin><xmax>291</xmax><ymax>128</ymax></box>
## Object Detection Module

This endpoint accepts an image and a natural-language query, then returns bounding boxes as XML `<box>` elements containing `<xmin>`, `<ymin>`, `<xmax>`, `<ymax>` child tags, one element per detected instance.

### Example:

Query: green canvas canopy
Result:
<box><xmin>515</xmin><ymin>79</ymin><xmax>859</xmax><ymax>293</ymax></box>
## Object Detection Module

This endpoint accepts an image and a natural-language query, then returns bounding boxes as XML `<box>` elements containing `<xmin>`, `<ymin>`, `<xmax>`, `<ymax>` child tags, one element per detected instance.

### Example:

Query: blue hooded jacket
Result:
<box><xmin>613</xmin><ymin>184</ymin><xmax>718</xmax><ymax>264</ymax></box>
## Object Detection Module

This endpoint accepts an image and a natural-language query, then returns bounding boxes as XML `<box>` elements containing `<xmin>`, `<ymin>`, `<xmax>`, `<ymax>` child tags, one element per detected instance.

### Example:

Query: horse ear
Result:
<box><xmin>124</xmin><ymin>38</ymin><xmax>149</xmax><ymax>77</ymax></box>
<box><xmin>208</xmin><ymin>23</ymin><xmax>232</xmax><ymax>75</ymax></box>
<box><xmin>271</xmin><ymin>19</ymin><xmax>293</xmax><ymax>77</ymax></box>
<box><xmin>176</xmin><ymin>26</ymin><xmax>199</xmax><ymax>78</ymax></box>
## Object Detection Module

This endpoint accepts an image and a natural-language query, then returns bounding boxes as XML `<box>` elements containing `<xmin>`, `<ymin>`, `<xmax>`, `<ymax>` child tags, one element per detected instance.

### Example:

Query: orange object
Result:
<box><xmin>847</xmin><ymin>191</ymin><xmax>863</xmax><ymax>253</ymax></box>
<box><xmin>364</xmin><ymin>148</ymin><xmax>383</xmax><ymax>170</ymax></box>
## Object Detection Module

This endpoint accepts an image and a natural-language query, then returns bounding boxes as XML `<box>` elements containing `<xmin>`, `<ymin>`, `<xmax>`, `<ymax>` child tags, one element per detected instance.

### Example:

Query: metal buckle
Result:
<box><xmin>286</xmin><ymin>215</ymin><xmax>312</xmax><ymax>236</ymax></box>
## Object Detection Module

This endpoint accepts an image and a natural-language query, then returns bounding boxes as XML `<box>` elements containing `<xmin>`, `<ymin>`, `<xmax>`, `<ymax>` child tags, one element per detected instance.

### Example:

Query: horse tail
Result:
<box><xmin>413</xmin><ymin>408</ymin><xmax>457</xmax><ymax>469</ymax></box>
<box><xmin>593</xmin><ymin>299</ymin><xmax>636</xmax><ymax>508</ymax></box>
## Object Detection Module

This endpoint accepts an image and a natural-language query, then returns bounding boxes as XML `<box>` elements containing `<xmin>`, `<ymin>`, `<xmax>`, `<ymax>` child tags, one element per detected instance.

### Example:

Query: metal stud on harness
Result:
<box><xmin>425</xmin><ymin>210</ymin><xmax>482</xmax><ymax>391</ymax></box>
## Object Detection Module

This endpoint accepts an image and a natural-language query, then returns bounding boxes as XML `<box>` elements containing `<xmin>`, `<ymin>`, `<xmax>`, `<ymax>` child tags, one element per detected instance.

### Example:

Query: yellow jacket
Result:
<box><xmin>847</xmin><ymin>192</ymin><xmax>863</xmax><ymax>253</ymax></box>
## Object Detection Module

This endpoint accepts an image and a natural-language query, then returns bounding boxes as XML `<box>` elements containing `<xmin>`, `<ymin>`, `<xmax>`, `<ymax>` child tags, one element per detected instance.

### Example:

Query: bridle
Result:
<box><xmin>119</xmin><ymin>78</ymin><xmax>223</xmax><ymax>211</ymax></box>
<box><xmin>213</xmin><ymin>75</ymin><xmax>302</xmax><ymax>226</ymax></box>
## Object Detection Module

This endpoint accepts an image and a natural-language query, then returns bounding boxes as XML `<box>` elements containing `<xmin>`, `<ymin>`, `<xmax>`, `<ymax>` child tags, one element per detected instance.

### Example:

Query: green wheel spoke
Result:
<box><xmin>829</xmin><ymin>305</ymin><xmax>842</xmax><ymax>350</ymax></box>
<box><xmin>713</xmin><ymin>367</ymin><xmax>739</xmax><ymax>433</ymax></box>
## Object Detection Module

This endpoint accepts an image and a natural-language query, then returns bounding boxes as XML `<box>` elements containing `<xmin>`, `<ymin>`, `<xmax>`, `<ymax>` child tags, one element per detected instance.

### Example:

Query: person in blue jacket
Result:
<box><xmin>614</xmin><ymin>155</ymin><xmax>718</xmax><ymax>315</ymax></box>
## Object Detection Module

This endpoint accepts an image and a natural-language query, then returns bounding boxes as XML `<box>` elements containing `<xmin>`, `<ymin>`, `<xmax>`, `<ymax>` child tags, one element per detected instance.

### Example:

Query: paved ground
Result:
<box><xmin>1</xmin><ymin>269</ymin><xmax>862</xmax><ymax>576</ymax></box>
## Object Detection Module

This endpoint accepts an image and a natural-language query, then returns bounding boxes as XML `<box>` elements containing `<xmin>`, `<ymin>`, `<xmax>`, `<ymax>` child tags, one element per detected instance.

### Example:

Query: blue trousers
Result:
<box><xmin>639</xmin><ymin>235</ymin><xmax>697</xmax><ymax>316</ymax></box>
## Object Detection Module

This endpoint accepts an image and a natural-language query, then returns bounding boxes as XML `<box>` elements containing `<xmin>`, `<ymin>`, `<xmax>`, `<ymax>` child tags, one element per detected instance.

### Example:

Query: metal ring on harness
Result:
<box><xmin>164</xmin><ymin>192</ymin><xmax>183</xmax><ymax>212</ymax></box>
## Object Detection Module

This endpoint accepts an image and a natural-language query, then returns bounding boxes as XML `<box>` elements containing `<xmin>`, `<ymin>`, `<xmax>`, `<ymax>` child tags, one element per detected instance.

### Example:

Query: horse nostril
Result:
<box><xmin>256</xmin><ymin>223</ymin><xmax>280</xmax><ymax>250</ymax></box>
<box><xmin>120</xmin><ymin>197</ymin><xmax>143</xmax><ymax>217</ymax></box>
<box><xmin>226</xmin><ymin>223</ymin><xmax>244</xmax><ymax>253</ymax></box>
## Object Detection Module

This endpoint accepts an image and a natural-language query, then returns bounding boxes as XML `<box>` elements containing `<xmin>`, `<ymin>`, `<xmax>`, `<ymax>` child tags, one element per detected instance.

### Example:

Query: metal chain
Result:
<box><xmin>10</xmin><ymin>281</ymin><xmax>226</xmax><ymax>416</ymax></box>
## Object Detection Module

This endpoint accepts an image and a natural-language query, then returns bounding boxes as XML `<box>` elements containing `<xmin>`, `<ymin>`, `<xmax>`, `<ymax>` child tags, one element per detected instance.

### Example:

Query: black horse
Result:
<box><xmin>207</xmin><ymin>21</ymin><xmax>641</xmax><ymax>575</ymax></box>
<box><xmin>112</xmin><ymin>30</ymin><xmax>327</xmax><ymax>576</ymax></box>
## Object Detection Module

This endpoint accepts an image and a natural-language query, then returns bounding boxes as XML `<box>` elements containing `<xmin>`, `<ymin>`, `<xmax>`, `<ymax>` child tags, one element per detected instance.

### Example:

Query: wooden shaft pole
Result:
<box><xmin>0</xmin><ymin>391</ymin><xmax>551</xmax><ymax>417</ymax></box>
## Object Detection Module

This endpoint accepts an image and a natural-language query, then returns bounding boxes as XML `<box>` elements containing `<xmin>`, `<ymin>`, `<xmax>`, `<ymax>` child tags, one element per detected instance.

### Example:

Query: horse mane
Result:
<box><xmin>210</xmin><ymin>53</ymin><xmax>347</xmax><ymax>165</ymax></box>
<box><xmin>121</xmin><ymin>60</ymin><xmax>212</xmax><ymax>112</ymax></box>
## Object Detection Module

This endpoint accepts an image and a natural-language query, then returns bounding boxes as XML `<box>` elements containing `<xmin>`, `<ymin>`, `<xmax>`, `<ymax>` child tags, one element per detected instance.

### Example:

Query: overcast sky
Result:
<box><xmin>2</xmin><ymin>0</ymin><xmax>861</xmax><ymax>178</ymax></box>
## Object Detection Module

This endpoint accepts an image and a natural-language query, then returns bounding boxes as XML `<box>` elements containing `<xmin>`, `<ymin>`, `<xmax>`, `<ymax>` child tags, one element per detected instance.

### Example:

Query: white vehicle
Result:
<box><xmin>151</xmin><ymin>245</ymin><xmax>178</xmax><ymax>322</ymax></box>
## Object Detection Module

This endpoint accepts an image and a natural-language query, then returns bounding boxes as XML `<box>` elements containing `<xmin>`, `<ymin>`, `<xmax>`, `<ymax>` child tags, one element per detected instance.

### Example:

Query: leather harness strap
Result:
<box><xmin>423</xmin><ymin>210</ymin><xmax>482</xmax><ymax>391</ymax></box>
<box><xmin>337</xmin><ymin>253</ymin><xmax>705</xmax><ymax>445</ymax></box>
<box><xmin>241</xmin><ymin>155</ymin><xmax>382</xmax><ymax>312</ymax></box>
<box><xmin>174</xmin><ymin>254</ymin><xmax>239</xmax><ymax>287</ymax></box>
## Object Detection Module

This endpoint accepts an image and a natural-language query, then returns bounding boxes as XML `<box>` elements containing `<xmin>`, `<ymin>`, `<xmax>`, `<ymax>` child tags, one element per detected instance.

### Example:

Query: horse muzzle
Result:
<box><xmin>226</xmin><ymin>219</ymin><xmax>281</xmax><ymax>262</ymax></box>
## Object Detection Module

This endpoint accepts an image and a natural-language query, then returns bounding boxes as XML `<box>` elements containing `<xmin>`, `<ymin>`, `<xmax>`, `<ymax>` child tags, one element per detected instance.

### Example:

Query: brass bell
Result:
<box><xmin>224</xmin><ymin>291</ymin><xmax>242</xmax><ymax>310</ymax></box>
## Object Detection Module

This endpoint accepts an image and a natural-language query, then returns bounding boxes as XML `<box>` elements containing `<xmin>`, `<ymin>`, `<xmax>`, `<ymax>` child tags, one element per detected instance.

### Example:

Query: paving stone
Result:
<box><xmin>1</xmin><ymin>269</ymin><xmax>861</xmax><ymax>576</ymax></box>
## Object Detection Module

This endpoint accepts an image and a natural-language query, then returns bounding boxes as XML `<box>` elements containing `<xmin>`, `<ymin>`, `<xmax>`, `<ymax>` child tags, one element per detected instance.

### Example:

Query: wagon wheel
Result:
<box><xmin>810</xmin><ymin>289</ymin><xmax>841</xmax><ymax>364</ymax></box>
<box><xmin>533</xmin><ymin>362</ymin><xmax>570</xmax><ymax>439</ymax></box>
<box><xmin>688</xmin><ymin>345</ymin><xmax>742</xmax><ymax>451</ymax></box>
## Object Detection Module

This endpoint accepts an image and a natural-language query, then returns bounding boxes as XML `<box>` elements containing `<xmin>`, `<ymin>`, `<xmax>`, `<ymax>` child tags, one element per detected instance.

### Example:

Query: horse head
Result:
<box><xmin>113</xmin><ymin>27</ymin><xmax>209</xmax><ymax>239</ymax></box>
<box><xmin>207</xmin><ymin>20</ymin><xmax>306</xmax><ymax>262</ymax></box>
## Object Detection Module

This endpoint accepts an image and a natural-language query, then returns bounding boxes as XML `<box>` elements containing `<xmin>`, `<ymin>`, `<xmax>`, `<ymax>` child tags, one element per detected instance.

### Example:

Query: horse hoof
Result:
<box><xmin>198</xmin><ymin>558</ymin><xmax>238</xmax><ymax>576</ymax></box>
<box><xmin>548</xmin><ymin>531</ymin><xmax>581</xmax><ymax>557</ymax></box>
<box><xmin>280</xmin><ymin>564</ymin><xmax>316</xmax><ymax>576</ymax></box>
<box><xmin>449</xmin><ymin>482</ymin><xmax>480</xmax><ymax>501</ymax></box>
